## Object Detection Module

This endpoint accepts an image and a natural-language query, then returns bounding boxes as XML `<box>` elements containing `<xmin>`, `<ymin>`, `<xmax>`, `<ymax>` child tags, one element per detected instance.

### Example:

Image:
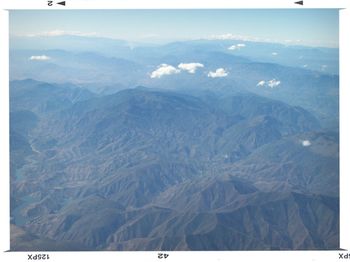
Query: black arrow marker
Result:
<box><xmin>57</xmin><ymin>1</ymin><xmax>66</xmax><ymax>6</ymax></box>
<box><xmin>295</xmin><ymin>1</ymin><xmax>303</xmax><ymax>5</ymax></box>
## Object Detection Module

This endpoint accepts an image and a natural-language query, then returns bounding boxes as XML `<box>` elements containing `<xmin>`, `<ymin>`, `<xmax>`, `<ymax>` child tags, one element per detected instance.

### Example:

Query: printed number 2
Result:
<box><xmin>158</xmin><ymin>253</ymin><xmax>169</xmax><ymax>259</ymax></box>
<box><xmin>48</xmin><ymin>1</ymin><xmax>53</xmax><ymax>6</ymax></box>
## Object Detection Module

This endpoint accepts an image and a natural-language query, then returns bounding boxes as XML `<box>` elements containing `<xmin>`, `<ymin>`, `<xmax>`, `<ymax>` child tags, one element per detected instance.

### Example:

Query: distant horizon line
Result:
<box><xmin>9</xmin><ymin>32</ymin><xmax>339</xmax><ymax>49</ymax></box>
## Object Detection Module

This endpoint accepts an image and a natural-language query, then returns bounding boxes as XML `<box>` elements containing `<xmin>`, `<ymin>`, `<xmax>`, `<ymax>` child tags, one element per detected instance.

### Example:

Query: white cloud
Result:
<box><xmin>321</xmin><ymin>65</ymin><xmax>328</xmax><ymax>71</ymax></box>
<box><xmin>257</xmin><ymin>79</ymin><xmax>281</xmax><ymax>88</ymax></box>
<box><xmin>228</xmin><ymin>45</ymin><xmax>237</xmax><ymax>50</ymax></box>
<box><xmin>303</xmin><ymin>64</ymin><xmax>308</xmax><ymax>68</ymax></box>
<box><xmin>210</xmin><ymin>34</ymin><xmax>244</xmax><ymax>40</ymax></box>
<box><xmin>178</xmin><ymin>63</ymin><xmax>204</xmax><ymax>74</ymax></box>
<box><xmin>29</xmin><ymin>55</ymin><xmax>51</xmax><ymax>61</ymax></box>
<box><xmin>208</xmin><ymin>68</ymin><xmax>228</xmax><ymax>78</ymax></box>
<box><xmin>267</xmin><ymin>79</ymin><xmax>281</xmax><ymax>88</ymax></box>
<box><xmin>150</xmin><ymin>64</ymin><xmax>180</xmax><ymax>78</ymax></box>
<box><xmin>302</xmin><ymin>140</ymin><xmax>311</xmax><ymax>147</ymax></box>
<box><xmin>271</xmin><ymin>52</ymin><xmax>278</xmax><ymax>56</ymax></box>
<box><xmin>256</xmin><ymin>80</ymin><xmax>265</xmax><ymax>87</ymax></box>
<box><xmin>208</xmin><ymin>34</ymin><xmax>258</xmax><ymax>42</ymax></box>
<box><xmin>26</xmin><ymin>30</ymin><xmax>97</xmax><ymax>37</ymax></box>
<box><xmin>228</xmin><ymin>43</ymin><xmax>246</xmax><ymax>51</ymax></box>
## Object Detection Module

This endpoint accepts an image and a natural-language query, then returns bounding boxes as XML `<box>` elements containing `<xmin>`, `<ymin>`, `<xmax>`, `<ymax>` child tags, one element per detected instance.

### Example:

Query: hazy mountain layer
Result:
<box><xmin>10</xmin><ymin>38</ymin><xmax>339</xmax><ymax>128</ymax></box>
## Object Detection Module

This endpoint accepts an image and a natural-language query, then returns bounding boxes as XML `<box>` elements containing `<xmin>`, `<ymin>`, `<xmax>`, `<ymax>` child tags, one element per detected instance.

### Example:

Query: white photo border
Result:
<box><xmin>1</xmin><ymin>1</ymin><xmax>349</xmax><ymax>262</ymax></box>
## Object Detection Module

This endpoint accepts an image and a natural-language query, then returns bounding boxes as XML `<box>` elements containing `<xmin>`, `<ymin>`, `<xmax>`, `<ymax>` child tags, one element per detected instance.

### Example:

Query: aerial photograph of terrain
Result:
<box><xmin>9</xmin><ymin>9</ymin><xmax>339</xmax><ymax>250</ymax></box>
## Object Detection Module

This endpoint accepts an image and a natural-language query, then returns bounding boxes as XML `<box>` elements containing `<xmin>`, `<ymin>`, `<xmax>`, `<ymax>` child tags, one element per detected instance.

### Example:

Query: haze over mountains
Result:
<box><xmin>10</xmin><ymin>35</ymin><xmax>339</xmax><ymax>250</ymax></box>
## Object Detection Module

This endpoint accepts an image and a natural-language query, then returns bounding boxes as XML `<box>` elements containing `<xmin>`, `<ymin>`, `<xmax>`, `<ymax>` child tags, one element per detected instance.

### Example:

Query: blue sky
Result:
<box><xmin>10</xmin><ymin>9</ymin><xmax>339</xmax><ymax>47</ymax></box>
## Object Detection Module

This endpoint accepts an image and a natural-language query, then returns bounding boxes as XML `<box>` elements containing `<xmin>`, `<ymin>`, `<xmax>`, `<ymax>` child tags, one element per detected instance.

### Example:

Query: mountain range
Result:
<box><xmin>9</xmin><ymin>35</ymin><xmax>339</xmax><ymax>251</ymax></box>
<box><xmin>10</xmin><ymin>78</ymin><xmax>339</xmax><ymax>250</ymax></box>
<box><xmin>10</xmin><ymin>37</ymin><xmax>339</xmax><ymax>129</ymax></box>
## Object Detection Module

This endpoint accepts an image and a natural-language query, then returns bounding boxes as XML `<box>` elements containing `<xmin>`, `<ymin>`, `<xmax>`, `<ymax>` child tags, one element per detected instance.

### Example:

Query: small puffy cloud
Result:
<box><xmin>321</xmin><ymin>65</ymin><xmax>328</xmax><ymax>71</ymax></box>
<box><xmin>29</xmin><ymin>55</ymin><xmax>51</xmax><ymax>61</ymax></box>
<box><xmin>208</xmin><ymin>68</ymin><xmax>228</xmax><ymax>78</ymax></box>
<box><xmin>302</xmin><ymin>140</ymin><xmax>311</xmax><ymax>147</ymax></box>
<box><xmin>150</xmin><ymin>64</ymin><xmax>180</xmax><ymax>78</ymax></box>
<box><xmin>228</xmin><ymin>43</ymin><xmax>246</xmax><ymax>51</ymax></box>
<box><xmin>228</xmin><ymin>45</ymin><xmax>237</xmax><ymax>50</ymax></box>
<box><xmin>271</xmin><ymin>52</ymin><xmax>278</xmax><ymax>56</ymax></box>
<box><xmin>303</xmin><ymin>64</ymin><xmax>308</xmax><ymax>68</ymax></box>
<box><xmin>178</xmin><ymin>63</ymin><xmax>204</xmax><ymax>74</ymax></box>
<box><xmin>256</xmin><ymin>80</ymin><xmax>265</xmax><ymax>87</ymax></box>
<box><xmin>267</xmin><ymin>79</ymin><xmax>281</xmax><ymax>88</ymax></box>
<box><xmin>257</xmin><ymin>79</ymin><xmax>281</xmax><ymax>88</ymax></box>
